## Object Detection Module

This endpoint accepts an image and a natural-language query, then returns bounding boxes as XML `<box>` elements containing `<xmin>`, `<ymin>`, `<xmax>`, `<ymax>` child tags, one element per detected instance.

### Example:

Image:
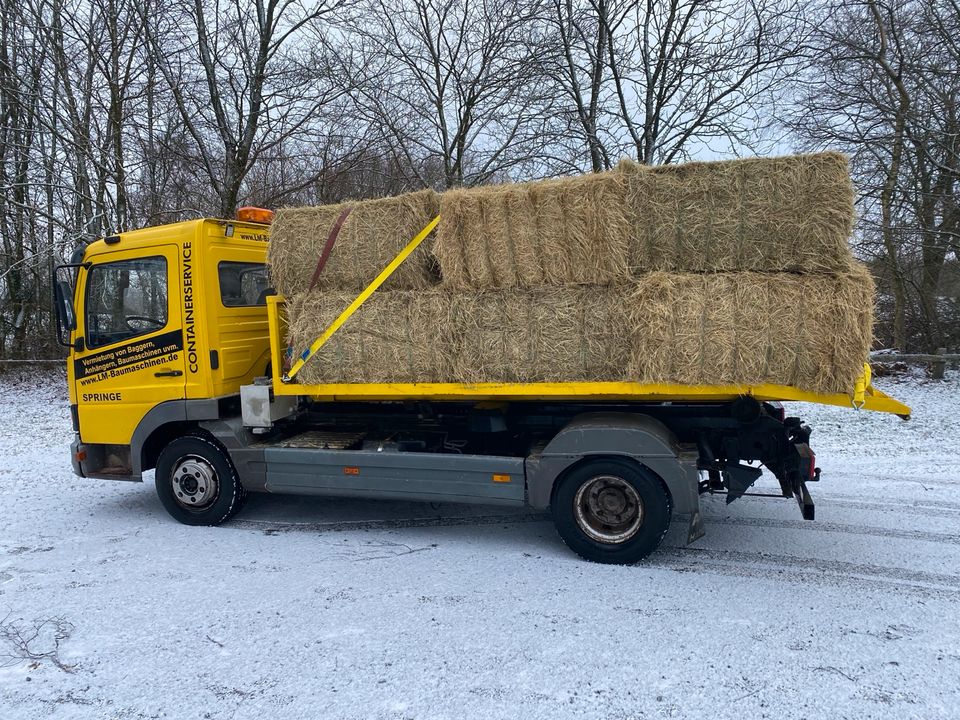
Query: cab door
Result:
<box><xmin>73</xmin><ymin>245</ymin><xmax>185</xmax><ymax>446</ymax></box>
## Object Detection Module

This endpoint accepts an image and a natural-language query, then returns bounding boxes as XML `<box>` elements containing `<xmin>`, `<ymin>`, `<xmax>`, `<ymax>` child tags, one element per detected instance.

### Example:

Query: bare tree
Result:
<box><xmin>540</xmin><ymin>0</ymin><xmax>613</xmax><ymax>172</ymax></box>
<box><xmin>789</xmin><ymin>0</ymin><xmax>959</xmax><ymax>352</ymax></box>
<box><xmin>1</xmin><ymin>0</ymin><xmax>48</xmax><ymax>356</ymax></box>
<box><xmin>146</xmin><ymin>0</ymin><xmax>349</xmax><ymax>216</ymax></box>
<box><xmin>538</xmin><ymin>0</ymin><xmax>808</xmax><ymax>170</ymax></box>
<box><xmin>348</xmin><ymin>0</ymin><xmax>550</xmax><ymax>189</ymax></box>
<box><xmin>908</xmin><ymin>0</ymin><xmax>959</xmax><ymax>349</ymax></box>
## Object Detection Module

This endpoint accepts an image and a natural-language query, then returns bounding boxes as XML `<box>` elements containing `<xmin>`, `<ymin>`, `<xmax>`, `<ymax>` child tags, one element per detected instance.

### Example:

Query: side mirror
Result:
<box><xmin>54</xmin><ymin>278</ymin><xmax>77</xmax><ymax>348</ymax></box>
<box><xmin>52</xmin><ymin>260</ymin><xmax>88</xmax><ymax>350</ymax></box>
<box><xmin>57</xmin><ymin>280</ymin><xmax>77</xmax><ymax>331</ymax></box>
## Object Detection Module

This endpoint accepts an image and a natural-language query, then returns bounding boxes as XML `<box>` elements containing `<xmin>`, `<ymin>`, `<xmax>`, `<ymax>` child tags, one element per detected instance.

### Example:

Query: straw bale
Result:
<box><xmin>627</xmin><ymin>266</ymin><xmax>874</xmax><ymax>394</ymax></box>
<box><xmin>286</xmin><ymin>287</ymin><xmax>631</xmax><ymax>385</ymax></box>
<box><xmin>268</xmin><ymin>189</ymin><xmax>440</xmax><ymax>296</ymax></box>
<box><xmin>285</xmin><ymin>290</ymin><xmax>453</xmax><ymax>385</ymax></box>
<box><xmin>805</xmin><ymin>262</ymin><xmax>876</xmax><ymax>393</ymax></box>
<box><xmin>434</xmin><ymin>172</ymin><xmax>631</xmax><ymax>288</ymax></box>
<box><xmin>447</xmin><ymin>288</ymin><xmax>631</xmax><ymax>382</ymax></box>
<box><xmin>621</xmin><ymin>152</ymin><xmax>855</xmax><ymax>274</ymax></box>
<box><xmin>285</xmin><ymin>265</ymin><xmax>873</xmax><ymax>394</ymax></box>
<box><xmin>433</xmin><ymin>153</ymin><xmax>854</xmax><ymax>289</ymax></box>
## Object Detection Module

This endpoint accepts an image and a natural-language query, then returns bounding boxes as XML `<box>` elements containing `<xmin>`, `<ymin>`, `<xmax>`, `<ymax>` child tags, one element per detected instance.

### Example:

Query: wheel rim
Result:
<box><xmin>573</xmin><ymin>474</ymin><xmax>644</xmax><ymax>544</ymax></box>
<box><xmin>170</xmin><ymin>454</ymin><xmax>219</xmax><ymax>510</ymax></box>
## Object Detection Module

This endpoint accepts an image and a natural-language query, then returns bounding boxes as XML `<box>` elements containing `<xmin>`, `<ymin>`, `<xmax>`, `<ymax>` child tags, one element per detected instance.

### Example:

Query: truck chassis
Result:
<box><xmin>76</xmin><ymin>385</ymin><xmax>819</xmax><ymax>564</ymax></box>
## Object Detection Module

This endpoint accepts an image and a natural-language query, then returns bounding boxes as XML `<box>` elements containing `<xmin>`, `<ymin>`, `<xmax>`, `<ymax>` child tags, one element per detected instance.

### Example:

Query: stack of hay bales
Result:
<box><xmin>269</xmin><ymin>190</ymin><xmax>441</xmax><ymax>293</ymax></box>
<box><xmin>271</xmin><ymin>152</ymin><xmax>873</xmax><ymax>394</ymax></box>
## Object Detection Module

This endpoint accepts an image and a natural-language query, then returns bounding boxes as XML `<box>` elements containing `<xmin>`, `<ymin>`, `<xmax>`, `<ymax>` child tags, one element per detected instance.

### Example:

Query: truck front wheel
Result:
<box><xmin>155</xmin><ymin>435</ymin><xmax>246</xmax><ymax>526</ymax></box>
<box><xmin>552</xmin><ymin>459</ymin><xmax>671</xmax><ymax>564</ymax></box>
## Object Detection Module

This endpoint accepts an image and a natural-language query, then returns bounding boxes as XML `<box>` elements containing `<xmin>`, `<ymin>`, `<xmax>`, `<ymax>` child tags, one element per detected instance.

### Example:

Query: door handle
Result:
<box><xmin>154</xmin><ymin>369</ymin><xmax>183</xmax><ymax>377</ymax></box>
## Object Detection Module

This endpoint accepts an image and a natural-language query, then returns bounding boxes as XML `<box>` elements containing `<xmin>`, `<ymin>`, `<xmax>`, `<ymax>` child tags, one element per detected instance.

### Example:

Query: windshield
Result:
<box><xmin>84</xmin><ymin>256</ymin><xmax>168</xmax><ymax>349</ymax></box>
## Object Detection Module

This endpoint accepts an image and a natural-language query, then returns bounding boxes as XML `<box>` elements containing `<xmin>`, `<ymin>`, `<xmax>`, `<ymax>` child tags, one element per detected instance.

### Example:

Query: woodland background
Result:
<box><xmin>0</xmin><ymin>0</ymin><xmax>957</xmax><ymax>359</ymax></box>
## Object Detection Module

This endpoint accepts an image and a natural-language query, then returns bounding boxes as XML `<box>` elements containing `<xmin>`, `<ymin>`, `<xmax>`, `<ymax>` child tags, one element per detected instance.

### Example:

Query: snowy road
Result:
<box><xmin>1</xmin><ymin>369</ymin><xmax>958</xmax><ymax>719</ymax></box>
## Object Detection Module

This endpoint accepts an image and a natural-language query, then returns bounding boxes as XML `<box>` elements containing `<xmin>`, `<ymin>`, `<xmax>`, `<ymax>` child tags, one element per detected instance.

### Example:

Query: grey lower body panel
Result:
<box><xmin>263</xmin><ymin>448</ymin><xmax>526</xmax><ymax>506</ymax></box>
<box><xmin>201</xmin><ymin>417</ymin><xmax>267</xmax><ymax>491</ymax></box>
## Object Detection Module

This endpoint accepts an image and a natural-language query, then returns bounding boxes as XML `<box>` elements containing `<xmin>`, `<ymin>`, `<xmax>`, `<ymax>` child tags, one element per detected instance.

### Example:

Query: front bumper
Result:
<box><xmin>70</xmin><ymin>436</ymin><xmax>139</xmax><ymax>481</ymax></box>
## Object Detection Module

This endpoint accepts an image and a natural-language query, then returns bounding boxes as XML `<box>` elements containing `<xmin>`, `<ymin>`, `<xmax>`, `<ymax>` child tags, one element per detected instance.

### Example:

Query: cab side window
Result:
<box><xmin>218</xmin><ymin>261</ymin><xmax>268</xmax><ymax>307</ymax></box>
<box><xmin>85</xmin><ymin>256</ymin><xmax>168</xmax><ymax>349</ymax></box>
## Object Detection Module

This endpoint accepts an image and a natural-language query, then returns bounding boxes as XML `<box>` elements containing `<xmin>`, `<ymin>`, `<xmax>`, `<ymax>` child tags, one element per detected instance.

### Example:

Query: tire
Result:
<box><xmin>551</xmin><ymin>458</ymin><xmax>671</xmax><ymax>564</ymax></box>
<box><xmin>155</xmin><ymin>434</ymin><xmax>246</xmax><ymax>526</ymax></box>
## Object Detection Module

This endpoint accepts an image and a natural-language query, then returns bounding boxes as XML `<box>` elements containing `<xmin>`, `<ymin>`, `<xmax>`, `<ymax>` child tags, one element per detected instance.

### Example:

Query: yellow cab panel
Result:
<box><xmin>198</xmin><ymin>221</ymin><xmax>270</xmax><ymax>399</ymax></box>
<box><xmin>70</xmin><ymin>219</ymin><xmax>270</xmax><ymax>453</ymax></box>
<box><xmin>72</xmin><ymin>238</ymin><xmax>185</xmax><ymax>447</ymax></box>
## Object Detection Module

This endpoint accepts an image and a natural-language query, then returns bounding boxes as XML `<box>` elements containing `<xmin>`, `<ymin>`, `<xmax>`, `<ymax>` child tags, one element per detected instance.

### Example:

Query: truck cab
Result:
<box><xmin>58</xmin><ymin>217</ymin><xmax>272</xmax><ymax>480</ymax></box>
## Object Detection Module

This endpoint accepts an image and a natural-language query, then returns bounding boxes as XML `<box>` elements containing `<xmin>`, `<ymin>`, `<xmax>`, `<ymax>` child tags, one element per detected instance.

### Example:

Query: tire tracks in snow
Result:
<box><xmin>229</xmin><ymin>510</ymin><xmax>960</xmax><ymax>597</ymax></box>
<box><xmin>818</xmin><ymin>494</ymin><xmax>960</xmax><ymax>519</ymax></box>
<box><xmin>652</xmin><ymin>546</ymin><xmax>960</xmax><ymax>599</ymax></box>
<box><xmin>230</xmin><ymin>511</ymin><xmax>551</xmax><ymax>535</ymax></box>
<box><xmin>234</xmin><ymin>508</ymin><xmax>960</xmax><ymax>548</ymax></box>
<box><xmin>704</xmin><ymin>514</ymin><xmax>960</xmax><ymax>546</ymax></box>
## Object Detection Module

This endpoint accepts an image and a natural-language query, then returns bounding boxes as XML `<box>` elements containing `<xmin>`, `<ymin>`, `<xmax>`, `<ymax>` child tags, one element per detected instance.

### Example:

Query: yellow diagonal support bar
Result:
<box><xmin>284</xmin><ymin>214</ymin><xmax>441</xmax><ymax>382</ymax></box>
<box><xmin>853</xmin><ymin>362</ymin><xmax>872</xmax><ymax>409</ymax></box>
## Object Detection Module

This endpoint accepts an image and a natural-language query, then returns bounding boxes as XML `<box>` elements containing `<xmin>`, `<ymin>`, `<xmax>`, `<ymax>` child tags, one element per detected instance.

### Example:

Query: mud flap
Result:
<box><xmin>687</xmin><ymin>509</ymin><xmax>705</xmax><ymax>544</ymax></box>
<box><xmin>682</xmin><ymin>461</ymin><xmax>705</xmax><ymax>544</ymax></box>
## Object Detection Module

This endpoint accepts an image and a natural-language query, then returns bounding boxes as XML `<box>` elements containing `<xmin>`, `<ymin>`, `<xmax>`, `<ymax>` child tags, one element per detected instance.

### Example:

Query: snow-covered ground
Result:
<box><xmin>0</xmin><ymin>368</ymin><xmax>958</xmax><ymax>720</ymax></box>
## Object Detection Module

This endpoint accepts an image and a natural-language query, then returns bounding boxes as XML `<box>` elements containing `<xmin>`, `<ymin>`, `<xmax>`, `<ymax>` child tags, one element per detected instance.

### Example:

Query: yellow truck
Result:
<box><xmin>53</xmin><ymin>210</ymin><xmax>911</xmax><ymax>564</ymax></box>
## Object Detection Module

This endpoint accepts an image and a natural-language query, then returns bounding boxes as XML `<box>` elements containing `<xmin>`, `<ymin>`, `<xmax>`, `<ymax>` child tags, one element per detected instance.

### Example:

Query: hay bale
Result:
<box><xmin>432</xmin><ymin>153</ymin><xmax>855</xmax><ymax>289</ymax></box>
<box><xmin>285</xmin><ymin>290</ymin><xmax>453</xmax><ymax>385</ymax></box>
<box><xmin>268</xmin><ymin>189</ymin><xmax>440</xmax><ymax>296</ymax></box>
<box><xmin>286</xmin><ymin>287</ymin><xmax>630</xmax><ymax>385</ymax></box>
<box><xmin>804</xmin><ymin>262</ymin><xmax>876</xmax><ymax>393</ymax></box>
<box><xmin>434</xmin><ymin>172</ymin><xmax>631</xmax><ymax>288</ymax></box>
<box><xmin>627</xmin><ymin>266</ymin><xmax>874</xmax><ymax>394</ymax></box>
<box><xmin>621</xmin><ymin>152</ymin><xmax>855</xmax><ymax>273</ymax></box>
<box><xmin>447</xmin><ymin>288</ymin><xmax>630</xmax><ymax>382</ymax></box>
<box><xmin>285</xmin><ymin>265</ymin><xmax>873</xmax><ymax>394</ymax></box>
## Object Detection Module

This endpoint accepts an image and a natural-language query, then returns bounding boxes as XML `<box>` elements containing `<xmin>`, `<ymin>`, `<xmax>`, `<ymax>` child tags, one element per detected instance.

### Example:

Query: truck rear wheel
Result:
<box><xmin>552</xmin><ymin>458</ymin><xmax>671</xmax><ymax>564</ymax></box>
<box><xmin>155</xmin><ymin>435</ymin><xmax>246</xmax><ymax>526</ymax></box>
